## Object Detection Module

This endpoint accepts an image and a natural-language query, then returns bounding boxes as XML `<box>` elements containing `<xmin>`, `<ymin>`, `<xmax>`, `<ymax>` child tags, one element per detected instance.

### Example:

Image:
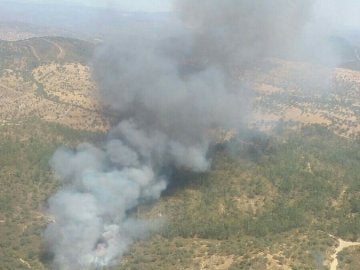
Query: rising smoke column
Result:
<box><xmin>45</xmin><ymin>1</ymin><xmax>313</xmax><ymax>269</ymax></box>
<box><xmin>176</xmin><ymin>0</ymin><xmax>312</xmax><ymax>67</ymax></box>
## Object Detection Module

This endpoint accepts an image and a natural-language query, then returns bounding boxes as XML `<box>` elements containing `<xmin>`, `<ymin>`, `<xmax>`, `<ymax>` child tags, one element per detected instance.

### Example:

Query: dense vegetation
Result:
<box><xmin>117</xmin><ymin>125</ymin><xmax>360</xmax><ymax>270</ymax></box>
<box><xmin>0</xmin><ymin>117</ymin><xmax>102</xmax><ymax>270</ymax></box>
<box><xmin>0</xmin><ymin>113</ymin><xmax>358</xmax><ymax>270</ymax></box>
<box><xmin>1</xmin><ymin>31</ymin><xmax>359</xmax><ymax>270</ymax></box>
<box><xmin>338</xmin><ymin>246</ymin><xmax>360</xmax><ymax>270</ymax></box>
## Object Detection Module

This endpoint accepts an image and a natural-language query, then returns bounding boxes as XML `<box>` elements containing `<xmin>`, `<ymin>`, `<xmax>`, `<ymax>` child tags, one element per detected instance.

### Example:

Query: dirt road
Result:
<box><xmin>329</xmin><ymin>237</ymin><xmax>360</xmax><ymax>270</ymax></box>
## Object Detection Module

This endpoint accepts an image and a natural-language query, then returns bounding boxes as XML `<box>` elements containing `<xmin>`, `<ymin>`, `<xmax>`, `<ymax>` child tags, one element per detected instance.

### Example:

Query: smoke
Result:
<box><xmin>44</xmin><ymin>1</ymin><xmax>315</xmax><ymax>269</ymax></box>
<box><xmin>176</xmin><ymin>0</ymin><xmax>312</xmax><ymax>66</ymax></box>
<box><xmin>312</xmin><ymin>0</ymin><xmax>360</xmax><ymax>34</ymax></box>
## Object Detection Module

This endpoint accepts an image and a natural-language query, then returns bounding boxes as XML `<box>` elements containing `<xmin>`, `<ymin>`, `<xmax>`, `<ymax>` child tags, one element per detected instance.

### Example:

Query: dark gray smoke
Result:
<box><xmin>45</xmin><ymin>1</ymin><xmax>314</xmax><ymax>269</ymax></box>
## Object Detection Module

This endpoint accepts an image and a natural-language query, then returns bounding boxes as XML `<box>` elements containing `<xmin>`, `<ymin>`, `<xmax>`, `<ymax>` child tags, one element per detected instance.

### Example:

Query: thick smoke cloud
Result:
<box><xmin>176</xmin><ymin>0</ymin><xmax>312</xmax><ymax>67</ymax></box>
<box><xmin>45</xmin><ymin>1</ymin><xmax>314</xmax><ymax>269</ymax></box>
<box><xmin>46</xmin><ymin>143</ymin><xmax>165</xmax><ymax>269</ymax></box>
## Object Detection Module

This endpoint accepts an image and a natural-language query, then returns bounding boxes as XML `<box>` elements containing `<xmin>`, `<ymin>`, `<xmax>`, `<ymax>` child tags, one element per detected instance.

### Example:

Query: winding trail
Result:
<box><xmin>42</xmin><ymin>38</ymin><xmax>65</xmax><ymax>59</ymax></box>
<box><xmin>329</xmin><ymin>235</ymin><xmax>360</xmax><ymax>270</ymax></box>
<box><xmin>29</xmin><ymin>45</ymin><xmax>41</xmax><ymax>61</ymax></box>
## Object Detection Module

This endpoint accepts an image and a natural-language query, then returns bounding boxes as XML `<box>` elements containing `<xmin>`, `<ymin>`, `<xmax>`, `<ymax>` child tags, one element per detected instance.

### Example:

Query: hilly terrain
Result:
<box><xmin>0</xmin><ymin>22</ymin><xmax>79</xmax><ymax>41</ymax></box>
<box><xmin>0</xmin><ymin>36</ymin><xmax>359</xmax><ymax>270</ymax></box>
<box><xmin>0</xmin><ymin>36</ymin><xmax>110</xmax><ymax>131</ymax></box>
<box><xmin>249</xmin><ymin>58</ymin><xmax>360</xmax><ymax>138</ymax></box>
<box><xmin>0</xmin><ymin>1</ymin><xmax>176</xmax><ymax>40</ymax></box>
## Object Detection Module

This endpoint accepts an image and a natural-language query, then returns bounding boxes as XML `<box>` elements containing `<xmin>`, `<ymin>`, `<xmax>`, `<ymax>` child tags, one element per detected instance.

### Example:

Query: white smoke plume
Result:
<box><xmin>44</xmin><ymin>1</ymin><xmax>314</xmax><ymax>269</ymax></box>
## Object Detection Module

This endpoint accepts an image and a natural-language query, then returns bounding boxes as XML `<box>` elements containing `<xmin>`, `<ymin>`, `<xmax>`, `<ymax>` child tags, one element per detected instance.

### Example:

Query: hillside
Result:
<box><xmin>249</xmin><ymin>59</ymin><xmax>360</xmax><ymax>138</ymax></box>
<box><xmin>0</xmin><ymin>21</ymin><xmax>79</xmax><ymax>41</ymax></box>
<box><xmin>0</xmin><ymin>118</ymin><xmax>103</xmax><ymax>270</ymax></box>
<box><xmin>0</xmin><ymin>36</ymin><xmax>359</xmax><ymax>270</ymax></box>
<box><xmin>116</xmin><ymin>125</ymin><xmax>360</xmax><ymax>270</ymax></box>
<box><xmin>0</xmin><ymin>36</ymin><xmax>110</xmax><ymax>131</ymax></box>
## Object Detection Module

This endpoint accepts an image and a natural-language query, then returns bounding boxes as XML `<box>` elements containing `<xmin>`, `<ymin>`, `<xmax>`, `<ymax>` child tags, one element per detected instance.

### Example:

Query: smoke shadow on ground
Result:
<box><xmin>160</xmin><ymin>167</ymin><xmax>209</xmax><ymax>197</ymax></box>
<box><xmin>162</xmin><ymin>128</ymin><xmax>273</xmax><ymax>197</ymax></box>
<box><xmin>39</xmin><ymin>247</ymin><xmax>55</xmax><ymax>269</ymax></box>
